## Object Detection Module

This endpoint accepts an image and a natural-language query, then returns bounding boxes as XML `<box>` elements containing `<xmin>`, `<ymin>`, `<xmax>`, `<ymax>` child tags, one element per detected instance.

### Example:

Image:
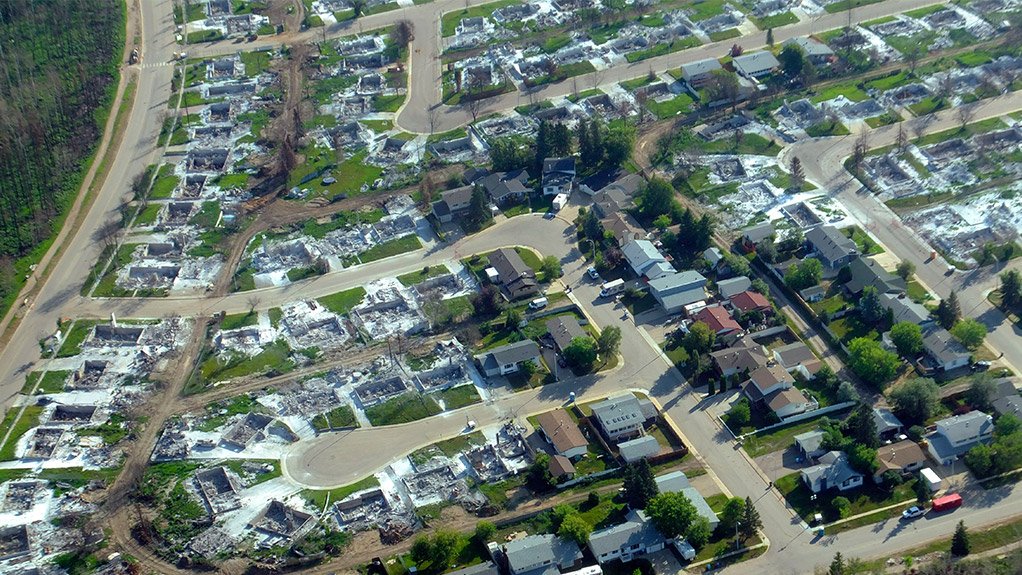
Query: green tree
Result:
<box><xmin>832</xmin><ymin>496</ymin><xmax>851</xmax><ymax>519</ymax></box>
<box><xmin>890</xmin><ymin>321</ymin><xmax>924</xmax><ymax>357</ymax></box>
<box><xmin>718</xmin><ymin>497</ymin><xmax>745</xmax><ymax>534</ymax></box>
<box><xmin>684</xmin><ymin>321</ymin><xmax>716</xmax><ymax>355</ymax></box>
<box><xmin>843</xmin><ymin>403</ymin><xmax>880</xmax><ymax>448</ymax></box>
<box><xmin>489</xmin><ymin>137</ymin><xmax>530</xmax><ymax>172</ymax></box>
<box><xmin>725</xmin><ymin>398</ymin><xmax>751</xmax><ymax>429</ymax></box>
<box><xmin>829</xmin><ymin>552</ymin><xmax>846</xmax><ymax>575</ymax></box>
<box><xmin>1001</xmin><ymin>269</ymin><xmax>1022</xmax><ymax>308</ymax></box>
<box><xmin>722</xmin><ymin>251</ymin><xmax>752</xmax><ymax>278</ymax></box>
<box><xmin>964</xmin><ymin>443</ymin><xmax>994</xmax><ymax>478</ymax></box>
<box><xmin>704</xmin><ymin>69</ymin><xmax>741</xmax><ymax>108</ymax></box>
<box><xmin>640</xmin><ymin>177</ymin><xmax>675</xmax><ymax>221</ymax></box>
<box><xmin>889</xmin><ymin>378</ymin><xmax>940</xmax><ymax>425</ymax></box>
<box><xmin>816</xmin><ymin>365</ymin><xmax>839</xmax><ymax>391</ymax></box>
<box><xmin>582</xmin><ymin>209</ymin><xmax>604</xmax><ymax>243</ymax></box>
<box><xmin>623</xmin><ymin>459</ymin><xmax>659</xmax><ymax>509</ymax></box>
<box><xmin>653</xmin><ymin>214</ymin><xmax>672</xmax><ymax>231</ymax></box>
<box><xmin>557</xmin><ymin>513</ymin><xmax>593</xmax><ymax>545</ymax></box>
<box><xmin>836</xmin><ymin>381</ymin><xmax>860</xmax><ymax>403</ymax></box>
<box><xmin>466</xmin><ymin>186</ymin><xmax>492</xmax><ymax>231</ymax></box>
<box><xmin>471</xmin><ymin>284</ymin><xmax>504</xmax><ymax>317</ymax></box>
<box><xmin>597</xmin><ymin>325</ymin><xmax>622</xmax><ymax>358</ymax></box>
<box><xmin>528</xmin><ymin>452</ymin><xmax>555</xmax><ymax>489</ymax></box>
<box><xmin>411</xmin><ymin>530</ymin><xmax>462</xmax><ymax>572</ymax></box>
<box><xmin>778</xmin><ymin>44</ymin><xmax>805</xmax><ymax>78</ymax></box>
<box><xmin>603</xmin><ymin>124</ymin><xmax>635</xmax><ymax>168</ymax></box>
<box><xmin>951</xmin><ymin>318</ymin><xmax>987</xmax><ymax>350</ymax></box>
<box><xmin>847</xmin><ymin>337</ymin><xmax>900</xmax><ymax>386</ymax></box>
<box><xmin>563</xmin><ymin>337</ymin><xmax>598</xmax><ymax>371</ymax></box>
<box><xmin>535</xmin><ymin>120</ymin><xmax>550</xmax><ymax>175</ymax></box>
<box><xmin>766</xmin><ymin>27</ymin><xmax>774</xmax><ymax>46</ymax></box>
<box><xmin>896</xmin><ymin>260</ymin><xmax>916</xmax><ymax>281</ymax></box>
<box><xmin>687</xmin><ymin>516</ymin><xmax>711</xmax><ymax>549</ymax></box>
<box><xmin>784</xmin><ymin>258</ymin><xmax>823</xmax><ymax>291</ymax></box>
<box><xmin>646</xmin><ymin>492</ymin><xmax>697</xmax><ymax>538</ymax></box>
<box><xmin>858</xmin><ymin>286</ymin><xmax>885</xmax><ymax>325</ymax></box>
<box><xmin>740</xmin><ymin>496</ymin><xmax>762</xmax><ymax>538</ymax></box>
<box><xmin>577</xmin><ymin>119</ymin><xmax>595</xmax><ymax>167</ymax></box>
<box><xmin>936</xmin><ymin>291</ymin><xmax>961</xmax><ymax>329</ymax></box>
<box><xmin>474</xmin><ymin>521</ymin><xmax>496</xmax><ymax>543</ymax></box>
<box><xmin>951</xmin><ymin>520</ymin><xmax>970</xmax><ymax>557</ymax></box>
<box><xmin>541</xmin><ymin>255</ymin><xmax>563</xmax><ymax>280</ymax></box>
<box><xmin>965</xmin><ymin>374</ymin><xmax>996</xmax><ymax>411</ymax></box>
<box><xmin>848</xmin><ymin>443</ymin><xmax>878</xmax><ymax>474</ymax></box>
<box><xmin>549</xmin><ymin>123</ymin><xmax>572</xmax><ymax>157</ymax></box>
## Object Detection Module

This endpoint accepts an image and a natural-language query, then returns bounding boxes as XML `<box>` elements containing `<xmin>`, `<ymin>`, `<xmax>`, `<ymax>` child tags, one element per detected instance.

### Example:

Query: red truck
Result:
<box><xmin>931</xmin><ymin>493</ymin><xmax>963</xmax><ymax>513</ymax></box>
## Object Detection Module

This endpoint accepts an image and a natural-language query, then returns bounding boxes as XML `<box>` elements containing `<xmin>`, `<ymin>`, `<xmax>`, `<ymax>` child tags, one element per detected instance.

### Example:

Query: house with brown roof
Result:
<box><xmin>488</xmin><ymin>248</ymin><xmax>539</xmax><ymax>300</ymax></box>
<box><xmin>602</xmin><ymin>212</ymin><xmax>645</xmax><ymax>244</ymax></box>
<box><xmin>874</xmin><ymin>439</ymin><xmax>927</xmax><ymax>483</ymax></box>
<box><xmin>730</xmin><ymin>290</ymin><xmax>772</xmax><ymax>314</ymax></box>
<box><xmin>773</xmin><ymin>342</ymin><xmax>823</xmax><ymax>379</ymax></box>
<box><xmin>691</xmin><ymin>306</ymin><xmax>741</xmax><ymax>336</ymax></box>
<box><xmin>535</xmin><ymin>409</ymin><xmax>589</xmax><ymax>459</ymax></box>
<box><xmin>767</xmin><ymin>387</ymin><xmax>816</xmax><ymax>419</ymax></box>
<box><xmin>744</xmin><ymin>363</ymin><xmax>815</xmax><ymax>419</ymax></box>
<box><xmin>548</xmin><ymin>454</ymin><xmax>576</xmax><ymax>480</ymax></box>
<box><xmin>709</xmin><ymin>341</ymin><xmax>768</xmax><ymax>378</ymax></box>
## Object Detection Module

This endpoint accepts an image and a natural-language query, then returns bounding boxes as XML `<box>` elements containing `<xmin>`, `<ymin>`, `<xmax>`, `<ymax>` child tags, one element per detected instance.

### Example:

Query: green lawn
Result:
<box><xmin>150</xmin><ymin>165</ymin><xmax>179</xmax><ymax>199</ymax></box>
<box><xmin>625</xmin><ymin>36</ymin><xmax>702</xmax><ymax>63</ymax></box>
<box><xmin>811</xmin><ymin>82</ymin><xmax>869</xmax><ymax>104</ymax></box>
<box><xmin>240</xmin><ymin>50</ymin><xmax>272</xmax><ymax>76</ymax></box>
<box><xmin>620</xmin><ymin>75</ymin><xmax>655</xmax><ymax>91</ymax></box>
<box><xmin>903</xmin><ymin>4</ymin><xmax>945</xmax><ymax>18</ymax></box>
<box><xmin>912</xmin><ymin>117</ymin><xmax>1006</xmax><ymax>147</ymax></box>
<box><xmin>829</xmin><ymin>315</ymin><xmax>878</xmax><ymax>344</ymax></box>
<box><xmin>436</xmin><ymin>385</ymin><xmax>482</xmax><ymax>410</ymax></box>
<box><xmin>303</xmin><ymin>476</ymin><xmax>380</xmax><ymax>510</ymax></box>
<box><xmin>842</xmin><ymin>226</ymin><xmax>884</xmax><ymax>255</ymax></box>
<box><xmin>752</xmin><ymin>11</ymin><xmax>797</xmax><ymax>29</ymax></box>
<box><xmin>365</xmin><ymin>393</ymin><xmax>442</xmax><ymax>426</ymax></box>
<box><xmin>317</xmin><ymin>286</ymin><xmax>366</xmax><ymax>315</ymax></box>
<box><xmin>776</xmin><ymin>472</ymin><xmax>918</xmax><ymax>523</ymax></box>
<box><xmin>687</xmin><ymin>0</ymin><xmax>729</xmax><ymax>21</ymax></box>
<box><xmin>397</xmin><ymin>265</ymin><xmax>448</xmax><ymax>286</ymax></box>
<box><xmin>824</xmin><ymin>0</ymin><xmax>882</xmax><ymax>13</ymax></box>
<box><xmin>199</xmin><ymin>340</ymin><xmax>295</xmax><ymax>384</ymax></box>
<box><xmin>709</xmin><ymin>28</ymin><xmax>741</xmax><ymax>42</ymax></box>
<box><xmin>806</xmin><ymin>119</ymin><xmax>850</xmax><ymax>137</ymax></box>
<box><xmin>57</xmin><ymin>320</ymin><xmax>99</xmax><ymax>358</ymax></box>
<box><xmin>440</xmin><ymin>0</ymin><xmax>519</xmax><ymax>36</ymax></box>
<box><xmin>220</xmin><ymin>311</ymin><xmax>259</xmax><ymax>331</ymax></box>
<box><xmin>373</xmin><ymin>94</ymin><xmax>405</xmax><ymax>113</ymax></box>
<box><xmin>311</xmin><ymin>405</ymin><xmax>359</xmax><ymax>431</ymax></box>
<box><xmin>908</xmin><ymin>97</ymin><xmax>947</xmax><ymax>117</ymax></box>
<box><xmin>647</xmin><ymin>93</ymin><xmax>696</xmax><ymax>119</ymax></box>
<box><xmin>863</xmin><ymin>71</ymin><xmax>910</xmax><ymax>92</ymax></box>
<box><xmin>742</xmin><ymin>413</ymin><xmax>847</xmax><ymax>457</ymax></box>
<box><xmin>0</xmin><ymin>406</ymin><xmax>43</xmax><ymax>461</ymax></box>
<box><xmin>22</xmin><ymin>370</ymin><xmax>70</xmax><ymax>395</ymax></box>
<box><xmin>134</xmin><ymin>203</ymin><xmax>162</xmax><ymax>226</ymax></box>
<box><xmin>589</xmin><ymin>22</ymin><xmax>626</xmax><ymax>45</ymax></box>
<box><xmin>346</xmin><ymin>235</ymin><xmax>422</xmax><ymax>266</ymax></box>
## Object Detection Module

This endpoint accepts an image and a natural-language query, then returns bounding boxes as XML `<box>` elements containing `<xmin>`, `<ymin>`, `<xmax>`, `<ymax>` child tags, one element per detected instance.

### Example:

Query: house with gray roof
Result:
<box><xmin>880</xmin><ymin>292</ymin><xmax>932</xmax><ymax>326</ymax></box>
<box><xmin>475</xmin><ymin>340</ymin><xmax>541</xmax><ymax>377</ymax></box>
<box><xmin>872</xmin><ymin>407</ymin><xmax>904</xmax><ymax>440</ymax></box>
<box><xmin>542</xmin><ymin>157</ymin><xmax>576</xmax><ymax>196</ymax></box>
<box><xmin>741</xmin><ymin>222</ymin><xmax>774</xmax><ymax>249</ymax></box>
<box><xmin>591</xmin><ymin>394</ymin><xmax>647</xmax><ymax>442</ymax></box>
<box><xmin>805</xmin><ymin>226</ymin><xmax>858</xmax><ymax>269</ymax></box>
<box><xmin>801</xmin><ymin>451</ymin><xmax>864</xmax><ymax>493</ymax></box>
<box><xmin>717</xmin><ymin>276</ymin><xmax>752</xmax><ymax>299</ymax></box>
<box><xmin>654</xmin><ymin>471</ymin><xmax>719</xmax><ymax>530</ymax></box>
<box><xmin>922</xmin><ymin>326</ymin><xmax>970</xmax><ymax>372</ymax></box>
<box><xmin>710</xmin><ymin>340</ymin><xmax>768</xmax><ymax>378</ymax></box>
<box><xmin>845</xmin><ymin>257</ymin><xmax>906</xmax><ymax>295</ymax></box>
<box><xmin>680</xmin><ymin>58</ymin><xmax>722</xmax><ymax>87</ymax></box>
<box><xmin>733</xmin><ymin>51</ymin><xmax>780</xmax><ymax>79</ymax></box>
<box><xmin>622</xmin><ymin>239</ymin><xmax>668</xmax><ymax>278</ymax></box>
<box><xmin>926</xmin><ymin>411</ymin><xmax>994</xmax><ymax>466</ymax></box>
<box><xmin>648</xmin><ymin>271</ymin><xmax>708</xmax><ymax>314</ymax></box>
<box><xmin>587</xmin><ymin>509</ymin><xmax>665</xmax><ymax>563</ymax></box>
<box><xmin>489</xmin><ymin>247</ymin><xmax>539</xmax><ymax>300</ymax></box>
<box><xmin>991</xmin><ymin>379</ymin><xmax>1022</xmax><ymax>419</ymax></box>
<box><xmin>432</xmin><ymin>185</ymin><xmax>475</xmax><ymax>223</ymax></box>
<box><xmin>498</xmin><ymin>534</ymin><xmax>582</xmax><ymax>575</ymax></box>
<box><xmin>479</xmin><ymin>169</ymin><xmax>531</xmax><ymax>205</ymax></box>
<box><xmin>783</xmin><ymin>37</ymin><xmax>835</xmax><ymax>65</ymax></box>
<box><xmin>545</xmin><ymin>316</ymin><xmax>588</xmax><ymax>353</ymax></box>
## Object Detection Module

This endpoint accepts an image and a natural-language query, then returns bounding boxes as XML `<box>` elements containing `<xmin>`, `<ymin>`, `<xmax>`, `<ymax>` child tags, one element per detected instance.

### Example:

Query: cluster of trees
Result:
<box><xmin>489</xmin><ymin>119</ymin><xmax>635</xmax><ymax>176</ymax></box>
<box><xmin>934</xmin><ymin>290</ymin><xmax>988</xmax><ymax>350</ymax></box>
<box><xmin>1000</xmin><ymin>269</ymin><xmax>1022</xmax><ymax>310</ymax></box>
<box><xmin>816</xmin><ymin>404</ymin><xmax>882</xmax><ymax>479</ymax></box>
<box><xmin>964</xmin><ymin>414</ymin><xmax>1022</xmax><ymax>478</ymax></box>
<box><xmin>578</xmin><ymin>207</ymin><xmax>624</xmax><ymax>273</ymax></box>
<box><xmin>784</xmin><ymin>258</ymin><xmax>823</xmax><ymax>291</ymax></box>
<box><xmin>847</xmin><ymin>337</ymin><xmax>900</xmax><ymax>387</ymax></box>
<box><xmin>887</xmin><ymin>377</ymin><xmax>940</xmax><ymax>426</ymax></box>
<box><xmin>0</xmin><ymin>0</ymin><xmax>124</xmax><ymax>307</ymax></box>
<box><xmin>638</xmin><ymin>177</ymin><xmax>715</xmax><ymax>259</ymax></box>
<box><xmin>665</xmin><ymin>320</ymin><xmax>717</xmax><ymax>379</ymax></box>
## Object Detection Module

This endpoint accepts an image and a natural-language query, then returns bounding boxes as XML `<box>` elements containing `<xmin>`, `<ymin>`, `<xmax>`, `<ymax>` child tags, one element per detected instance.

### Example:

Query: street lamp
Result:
<box><xmin>734</xmin><ymin>520</ymin><xmax>741</xmax><ymax>550</ymax></box>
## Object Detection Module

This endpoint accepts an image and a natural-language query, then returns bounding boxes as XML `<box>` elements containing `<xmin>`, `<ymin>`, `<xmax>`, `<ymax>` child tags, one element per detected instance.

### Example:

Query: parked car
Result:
<box><xmin>901</xmin><ymin>506</ymin><xmax>925</xmax><ymax>520</ymax></box>
<box><xmin>972</xmin><ymin>361</ymin><xmax>991</xmax><ymax>371</ymax></box>
<box><xmin>528</xmin><ymin>297</ymin><xmax>548</xmax><ymax>310</ymax></box>
<box><xmin>587</xmin><ymin>266</ymin><xmax>600</xmax><ymax>280</ymax></box>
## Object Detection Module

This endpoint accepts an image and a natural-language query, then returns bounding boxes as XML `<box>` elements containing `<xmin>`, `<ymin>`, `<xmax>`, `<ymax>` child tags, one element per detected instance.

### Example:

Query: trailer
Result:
<box><xmin>931</xmin><ymin>493</ymin><xmax>963</xmax><ymax>513</ymax></box>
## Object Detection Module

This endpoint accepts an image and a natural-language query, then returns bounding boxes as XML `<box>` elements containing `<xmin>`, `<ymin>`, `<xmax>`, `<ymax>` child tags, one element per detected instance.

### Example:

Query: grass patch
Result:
<box><xmin>864</xmin><ymin>112</ymin><xmax>902</xmax><ymax>128</ymax></box>
<box><xmin>303</xmin><ymin>476</ymin><xmax>380</xmax><ymax>510</ymax></box>
<box><xmin>150</xmin><ymin>165</ymin><xmax>179</xmax><ymax>199</ymax></box>
<box><xmin>904</xmin><ymin>4</ymin><xmax>945</xmax><ymax>18</ymax></box>
<box><xmin>134</xmin><ymin>203</ymin><xmax>162</xmax><ymax>226</ymax></box>
<box><xmin>908</xmin><ymin>96</ymin><xmax>948</xmax><ymax>117</ymax></box>
<box><xmin>776</xmin><ymin>472</ymin><xmax>918</xmax><ymax>523</ymax></box>
<box><xmin>842</xmin><ymin>226</ymin><xmax>884</xmax><ymax>255</ymax></box>
<box><xmin>240</xmin><ymin>50</ymin><xmax>272</xmax><ymax>76</ymax></box>
<box><xmin>311</xmin><ymin>405</ymin><xmax>359</xmax><ymax>431</ymax></box>
<box><xmin>824</xmin><ymin>0</ymin><xmax>882</xmax><ymax>13</ymax></box>
<box><xmin>345</xmin><ymin>235</ymin><xmax>422</xmax><ymax>266</ymax></box>
<box><xmin>742</xmin><ymin>412</ymin><xmax>848</xmax><ymax>458</ymax></box>
<box><xmin>752</xmin><ymin>11</ymin><xmax>797</xmax><ymax>29</ymax></box>
<box><xmin>647</xmin><ymin>93</ymin><xmax>696</xmax><ymax>119</ymax></box>
<box><xmin>398</xmin><ymin>265</ymin><xmax>448</xmax><ymax>286</ymax></box>
<box><xmin>687</xmin><ymin>0</ymin><xmax>729</xmax><ymax>21</ymax></box>
<box><xmin>23</xmin><ymin>370</ymin><xmax>70</xmax><ymax>395</ymax></box>
<box><xmin>365</xmin><ymin>393</ymin><xmax>442</xmax><ymax>426</ymax></box>
<box><xmin>440</xmin><ymin>0</ymin><xmax>519</xmax><ymax>36</ymax></box>
<box><xmin>625</xmin><ymin>35</ymin><xmax>702</xmax><ymax>63</ymax></box>
<box><xmin>220</xmin><ymin>311</ymin><xmax>259</xmax><ymax>331</ymax></box>
<box><xmin>199</xmin><ymin>340</ymin><xmax>295</xmax><ymax>384</ymax></box>
<box><xmin>78</xmin><ymin>413</ymin><xmax>129</xmax><ymax>445</ymax></box>
<box><xmin>709</xmin><ymin>28</ymin><xmax>742</xmax><ymax>42</ymax></box>
<box><xmin>437</xmin><ymin>385</ymin><xmax>481</xmax><ymax>410</ymax></box>
<box><xmin>0</xmin><ymin>406</ymin><xmax>44</xmax><ymax>461</ymax></box>
<box><xmin>811</xmin><ymin>82</ymin><xmax>869</xmax><ymax>104</ymax></box>
<box><xmin>57</xmin><ymin>320</ymin><xmax>100</xmax><ymax>358</ymax></box>
<box><xmin>360</xmin><ymin>119</ymin><xmax>393</xmax><ymax>133</ymax></box>
<box><xmin>806</xmin><ymin>119</ymin><xmax>850</xmax><ymax>137</ymax></box>
<box><xmin>829</xmin><ymin>315</ymin><xmax>878</xmax><ymax>344</ymax></box>
<box><xmin>317</xmin><ymin>286</ymin><xmax>366</xmax><ymax>315</ymax></box>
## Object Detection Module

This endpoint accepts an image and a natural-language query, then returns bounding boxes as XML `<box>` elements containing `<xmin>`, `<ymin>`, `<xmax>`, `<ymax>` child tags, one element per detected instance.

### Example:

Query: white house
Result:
<box><xmin>474</xmin><ymin>340</ymin><xmax>541</xmax><ymax>377</ymax></box>
<box><xmin>926</xmin><ymin>411</ymin><xmax>994</xmax><ymax>466</ymax></box>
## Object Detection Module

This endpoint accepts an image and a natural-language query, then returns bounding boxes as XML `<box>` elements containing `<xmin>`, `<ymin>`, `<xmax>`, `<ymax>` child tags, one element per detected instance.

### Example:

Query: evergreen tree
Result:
<box><xmin>589</xmin><ymin>120</ymin><xmax>605</xmax><ymax>164</ymax></box>
<box><xmin>740</xmin><ymin>496</ymin><xmax>762</xmax><ymax>538</ymax></box>
<box><xmin>623</xmin><ymin>459</ymin><xmax>659</xmax><ymax>509</ymax></box>
<box><xmin>582</xmin><ymin>209</ymin><xmax>604</xmax><ymax>243</ymax></box>
<box><xmin>766</xmin><ymin>27</ymin><xmax>775</xmax><ymax>47</ymax></box>
<box><xmin>843</xmin><ymin>403</ymin><xmax>880</xmax><ymax>448</ymax></box>
<box><xmin>550</xmin><ymin>123</ymin><xmax>572</xmax><ymax>157</ymax></box>
<box><xmin>858</xmin><ymin>286</ymin><xmax>885</xmax><ymax>325</ymax></box>
<box><xmin>936</xmin><ymin>290</ymin><xmax>961</xmax><ymax>329</ymax></box>
<box><xmin>1001</xmin><ymin>269</ymin><xmax>1022</xmax><ymax>308</ymax></box>
<box><xmin>535</xmin><ymin>120</ymin><xmax>550</xmax><ymax>175</ymax></box>
<box><xmin>577</xmin><ymin>119</ymin><xmax>594</xmax><ymax>167</ymax></box>
<box><xmin>789</xmin><ymin>156</ymin><xmax>804</xmax><ymax>191</ymax></box>
<box><xmin>466</xmin><ymin>186</ymin><xmax>491</xmax><ymax>231</ymax></box>
<box><xmin>951</xmin><ymin>520</ymin><xmax>970</xmax><ymax>557</ymax></box>
<box><xmin>829</xmin><ymin>552</ymin><xmax>846</xmax><ymax>575</ymax></box>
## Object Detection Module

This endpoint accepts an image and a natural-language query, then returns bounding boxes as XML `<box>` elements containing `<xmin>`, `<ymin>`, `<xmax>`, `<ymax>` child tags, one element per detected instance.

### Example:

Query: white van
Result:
<box><xmin>600</xmin><ymin>278</ymin><xmax>625</xmax><ymax>298</ymax></box>
<box><xmin>528</xmin><ymin>297</ymin><xmax>548</xmax><ymax>310</ymax></box>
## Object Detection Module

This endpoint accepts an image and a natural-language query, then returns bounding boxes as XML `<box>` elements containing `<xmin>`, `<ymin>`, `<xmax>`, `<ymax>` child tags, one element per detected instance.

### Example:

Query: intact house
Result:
<box><xmin>535</xmin><ymin>409</ymin><xmax>589</xmax><ymax>459</ymax></box>
<box><xmin>991</xmin><ymin>378</ymin><xmax>1022</xmax><ymax>419</ymax></box>
<box><xmin>872</xmin><ymin>407</ymin><xmax>904</xmax><ymax>440</ymax></box>
<box><xmin>691</xmin><ymin>305</ymin><xmax>741</xmax><ymax>336</ymax></box>
<box><xmin>680</xmin><ymin>57</ymin><xmax>722</xmax><ymax>88</ymax></box>
<box><xmin>648</xmin><ymin>270</ymin><xmax>708</xmax><ymax>314</ymax></box>
<box><xmin>432</xmin><ymin>185</ymin><xmax>474</xmax><ymax>223</ymax></box>
<box><xmin>710</xmin><ymin>339</ymin><xmax>768</xmax><ymax>378</ymax></box>
<box><xmin>925</xmin><ymin>411</ymin><xmax>994</xmax><ymax>466</ymax></box>
<box><xmin>475</xmin><ymin>340</ymin><xmax>541</xmax><ymax>377</ymax></box>
<box><xmin>488</xmin><ymin>247</ymin><xmax>540</xmax><ymax>300</ymax></box>
<box><xmin>546</xmin><ymin>315</ymin><xmax>589</xmax><ymax>354</ymax></box>
<box><xmin>874</xmin><ymin>439</ymin><xmax>927</xmax><ymax>483</ymax></box>
<box><xmin>495</xmin><ymin>533</ymin><xmax>583</xmax><ymax>575</ymax></box>
<box><xmin>588</xmin><ymin>509</ymin><xmax>665</xmax><ymax>564</ymax></box>
<box><xmin>845</xmin><ymin>257</ymin><xmax>906</xmax><ymax>296</ymax></box>
<box><xmin>805</xmin><ymin>225</ymin><xmax>858</xmax><ymax>270</ymax></box>
<box><xmin>729</xmin><ymin>290</ymin><xmax>772</xmax><ymax>316</ymax></box>
<box><xmin>740</xmin><ymin>221</ymin><xmax>774</xmax><ymax>251</ymax></box>
<box><xmin>801</xmin><ymin>451</ymin><xmax>864</xmax><ymax>493</ymax></box>
<box><xmin>772</xmin><ymin>341</ymin><xmax>823</xmax><ymax>379</ymax></box>
<box><xmin>732</xmin><ymin>51</ymin><xmax>780</xmax><ymax>79</ymax></box>
<box><xmin>479</xmin><ymin>169</ymin><xmax>531</xmax><ymax>205</ymax></box>
<box><xmin>717</xmin><ymin>276</ymin><xmax>751</xmax><ymax>299</ymax></box>
<box><xmin>654</xmin><ymin>471</ymin><xmax>720</xmax><ymax>530</ymax></box>
<box><xmin>794</xmin><ymin>429</ymin><xmax>827</xmax><ymax>461</ymax></box>
<box><xmin>921</xmin><ymin>325</ymin><xmax>971</xmax><ymax>372</ymax></box>
<box><xmin>880</xmin><ymin>293</ymin><xmax>932</xmax><ymax>326</ymax></box>
<box><xmin>622</xmin><ymin>239</ymin><xmax>675</xmax><ymax>280</ymax></box>
<box><xmin>590</xmin><ymin>394</ymin><xmax>650</xmax><ymax>442</ymax></box>
<box><xmin>744</xmin><ymin>363</ymin><xmax>816</xmax><ymax>419</ymax></box>
<box><xmin>783</xmin><ymin>37</ymin><xmax>836</xmax><ymax>66</ymax></box>
<box><xmin>548</xmin><ymin>454</ymin><xmax>575</xmax><ymax>480</ymax></box>
<box><xmin>800</xmin><ymin>285</ymin><xmax>826</xmax><ymax>303</ymax></box>
<box><xmin>542</xmin><ymin>157</ymin><xmax>576</xmax><ymax>196</ymax></box>
<box><xmin>618</xmin><ymin>435</ymin><xmax>661</xmax><ymax>463</ymax></box>
<box><xmin>603</xmin><ymin>212</ymin><xmax>646</xmax><ymax>245</ymax></box>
